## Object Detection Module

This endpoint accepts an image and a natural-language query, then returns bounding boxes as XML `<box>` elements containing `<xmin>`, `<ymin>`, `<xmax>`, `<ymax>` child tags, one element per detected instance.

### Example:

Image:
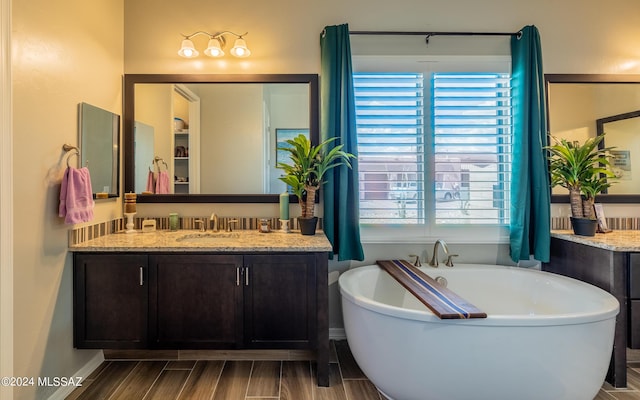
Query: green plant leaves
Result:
<box><xmin>547</xmin><ymin>135</ymin><xmax>616</xmax><ymax>218</ymax></box>
<box><xmin>275</xmin><ymin>134</ymin><xmax>356</xmax><ymax>216</ymax></box>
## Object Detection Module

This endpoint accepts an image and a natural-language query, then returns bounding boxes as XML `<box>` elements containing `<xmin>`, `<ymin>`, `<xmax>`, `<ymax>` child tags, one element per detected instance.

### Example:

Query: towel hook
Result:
<box><xmin>62</xmin><ymin>144</ymin><xmax>79</xmax><ymax>168</ymax></box>
<box><xmin>153</xmin><ymin>156</ymin><xmax>168</xmax><ymax>171</ymax></box>
<box><xmin>62</xmin><ymin>144</ymin><xmax>89</xmax><ymax>168</ymax></box>
<box><xmin>66</xmin><ymin>151</ymin><xmax>79</xmax><ymax>168</ymax></box>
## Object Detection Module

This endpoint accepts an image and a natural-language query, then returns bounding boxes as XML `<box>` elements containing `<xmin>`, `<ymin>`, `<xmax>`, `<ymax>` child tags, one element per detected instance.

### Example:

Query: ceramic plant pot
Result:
<box><xmin>570</xmin><ymin>217</ymin><xmax>598</xmax><ymax>237</ymax></box>
<box><xmin>298</xmin><ymin>216</ymin><xmax>318</xmax><ymax>235</ymax></box>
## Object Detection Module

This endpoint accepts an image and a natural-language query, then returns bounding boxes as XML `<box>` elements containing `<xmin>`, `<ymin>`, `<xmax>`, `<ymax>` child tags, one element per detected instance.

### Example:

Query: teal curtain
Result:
<box><xmin>510</xmin><ymin>25</ymin><xmax>551</xmax><ymax>263</ymax></box>
<box><xmin>319</xmin><ymin>24</ymin><xmax>364</xmax><ymax>261</ymax></box>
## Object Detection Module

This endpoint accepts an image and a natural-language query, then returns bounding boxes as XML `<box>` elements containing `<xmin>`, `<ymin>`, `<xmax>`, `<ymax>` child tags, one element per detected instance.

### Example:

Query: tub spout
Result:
<box><xmin>429</xmin><ymin>240</ymin><xmax>458</xmax><ymax>267</ymax></box>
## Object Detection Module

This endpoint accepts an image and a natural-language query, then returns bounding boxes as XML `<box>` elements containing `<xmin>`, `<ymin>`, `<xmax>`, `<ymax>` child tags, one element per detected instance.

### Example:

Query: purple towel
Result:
<box><xmin>155</xmin><ymin>170</ymin><xmax>170</xmax><ymax>194</ymax></box>
<box><xmin>59</xmin><ymin>167</ymin><xmax>94</xmax><ymax>224</ymax></box>
<box><xmin>146</xmin><ymin>170</ymin><xmax>156</xmax><ymax>193</ymax></box>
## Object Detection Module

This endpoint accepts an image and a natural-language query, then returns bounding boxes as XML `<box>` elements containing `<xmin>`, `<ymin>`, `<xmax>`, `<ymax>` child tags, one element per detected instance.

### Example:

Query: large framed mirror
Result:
<box><xmin>546</xmin><ymin>74</ymin><xmax>640</xmax><ymax>203</ymax></box>
<box><xmin>79</xmin><ymin>102</ymin><xmax>120</xmax><ymax>198</ymax></box>
<box><xmin>123</xmin><ymin>74</ymin><xmax>319</xmax><ymax>203</ymax></box>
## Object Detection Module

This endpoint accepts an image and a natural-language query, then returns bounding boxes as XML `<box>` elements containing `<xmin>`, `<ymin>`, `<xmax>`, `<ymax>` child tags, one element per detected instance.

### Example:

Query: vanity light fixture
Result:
<box><xmin>178</xmin><ymin>31</ymin><xmax>251</xmax><ymax>58</ymax></box>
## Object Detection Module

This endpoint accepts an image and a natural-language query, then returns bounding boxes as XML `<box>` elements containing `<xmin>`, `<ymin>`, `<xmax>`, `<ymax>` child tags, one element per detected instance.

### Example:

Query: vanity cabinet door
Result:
<box><xmin>74</xmin><ymin>253</ymin><xmax>149</xmax><ymax>349</ymax></box>
<box><xmin>243</xmin><ymin>254</ymin><xmax>316</xmax><ymax>348</ymax></box>
<box><xmin>149</xmin><ymin>254</ymin><xmax>243</xmax><ymax>348</ymax></box>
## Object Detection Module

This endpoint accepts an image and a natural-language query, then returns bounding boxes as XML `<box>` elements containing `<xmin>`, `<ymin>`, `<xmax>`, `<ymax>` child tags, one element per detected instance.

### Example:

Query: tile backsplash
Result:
<box><xmin>69</xmin><ymin>216</ymin><xmax>323</xmax><ymax>246</ymax></box>
<box><xmin>69</xmin><ymin>215</ymin><xmax>639</xmax><ymax>247</ymax></box>
<box><xmin>551</xmin><ymin>217</ymin><xmax>640</xmax><ymax>231</ymax></box>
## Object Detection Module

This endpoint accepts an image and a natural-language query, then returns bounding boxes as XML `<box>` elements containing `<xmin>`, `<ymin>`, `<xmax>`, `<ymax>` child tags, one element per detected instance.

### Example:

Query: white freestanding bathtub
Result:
<box><xmin>339</xmin><ymin>264</ymin><xmax>619</xmax><ymax>400</ymax></box>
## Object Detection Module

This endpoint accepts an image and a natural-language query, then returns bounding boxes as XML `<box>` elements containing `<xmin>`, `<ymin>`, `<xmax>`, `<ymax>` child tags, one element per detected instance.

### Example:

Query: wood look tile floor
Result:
<box><xmin>67</xmin><ymin>342</ymin><xmax>640</xmax><ymax>400</ymax></box>
<box><xmin>66</xmin><ymin>341</ymin><xmax>382</xmax><ymax>400</ymax></box>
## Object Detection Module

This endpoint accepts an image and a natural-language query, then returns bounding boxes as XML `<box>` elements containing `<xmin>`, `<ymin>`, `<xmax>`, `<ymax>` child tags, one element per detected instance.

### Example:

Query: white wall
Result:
<box><xmin>12</xmin><ymin>0</ymin><xmax>123</xmax><ymax>398</ymax></box>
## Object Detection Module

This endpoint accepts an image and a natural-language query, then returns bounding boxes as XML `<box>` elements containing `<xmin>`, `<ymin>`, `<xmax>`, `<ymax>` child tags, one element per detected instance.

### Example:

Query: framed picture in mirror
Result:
<box><xmin>276</xmin><ymin>128</ymin><xmax>309</xmax><ymax>165</ymax></box>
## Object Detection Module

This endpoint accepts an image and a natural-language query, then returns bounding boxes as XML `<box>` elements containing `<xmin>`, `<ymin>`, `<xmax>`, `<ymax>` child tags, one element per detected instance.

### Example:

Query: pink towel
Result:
<box><xmin>59</xmin><ymin>167</ymin><xmax>94</xmax><ymax>224</ymax></box>
<box><xmin>155</xmin><ymin>170</ymin><xmax>170</xmax><ymax>194</ymax></box>
<box><xmin>146</xmin><ymin>170</ymin><xmax>156</xmax><ymax>193</ymax></box>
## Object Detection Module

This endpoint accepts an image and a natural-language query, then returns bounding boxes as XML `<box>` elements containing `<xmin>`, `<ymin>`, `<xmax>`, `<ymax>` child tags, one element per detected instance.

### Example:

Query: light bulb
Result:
<box><xmin>204</xmin><ymin>38</ymin><xmax>225</xmax><ymax>57</ymax></box>
<box><xmin>230</xmin><ymin>38</ymin><xmax>251</xmax><ymax>58</ymax></box>
<box><xmin>178</xmin><ymin>39</ymin><xmax>199</xmax><ymax>58</ymax></box>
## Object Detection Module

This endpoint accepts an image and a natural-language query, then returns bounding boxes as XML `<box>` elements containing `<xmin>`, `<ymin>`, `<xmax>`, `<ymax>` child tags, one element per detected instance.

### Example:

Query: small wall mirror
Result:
<box><xmin>123</xmin><ymin>74</ymin><xmax>319</xmax><ymax>203</ymax></box>
<box><xmin>79</xmin><ymin>102</ymin><xmax>120</xmax><ymax>198</ymax></box>
<box><xmin>546</xmin><ymin>74</ymin><xmax>640</xmax><ymax>203</ymax></box>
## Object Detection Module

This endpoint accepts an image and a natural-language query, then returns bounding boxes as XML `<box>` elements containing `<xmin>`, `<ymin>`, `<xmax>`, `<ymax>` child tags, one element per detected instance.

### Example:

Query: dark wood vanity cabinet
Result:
<box><xmin>74</xmin><ymin>252</ymin><xmax>324</xmax><ymax>350</ymax></box>
<box><xmin>545</xmin><ymin>237</ymin><xmax>628</xmax><ymax>388</ymax></box>
<box><xmin>74</xmin><ymin>253</ymin><xmax>149</xmax><ymax>349</ymax></box>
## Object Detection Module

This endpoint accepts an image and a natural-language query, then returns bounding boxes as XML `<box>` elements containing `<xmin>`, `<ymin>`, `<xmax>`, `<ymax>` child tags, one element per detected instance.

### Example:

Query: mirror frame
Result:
<box><xmin>545</xmin><ymin>73</ymin><xmax>640</xmax><ymax>203</ymax></box>
<box><xmin>124</xmin><ymin>74</ymin><xmax>319</xmax><ymax>203</ymax></box>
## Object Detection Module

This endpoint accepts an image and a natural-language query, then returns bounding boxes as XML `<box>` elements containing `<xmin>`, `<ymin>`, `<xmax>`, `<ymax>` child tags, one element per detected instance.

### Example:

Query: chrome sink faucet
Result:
<box><xmin>210</xmin><ymin>213</ymin><xmax>218</xmax><ymax>232</ymax></box>
<box><xmin>227</xmin><ymin>219</ymin><xmax>238</xmax><ymax>232</ymax></box>
<box><xmin>429</xmin><ymin>239</ymin><xmax>458</xmax><ymax>267</ymax></box>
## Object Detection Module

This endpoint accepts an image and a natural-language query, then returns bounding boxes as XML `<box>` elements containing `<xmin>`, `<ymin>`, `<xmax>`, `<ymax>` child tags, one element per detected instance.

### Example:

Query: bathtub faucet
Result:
<box><xmin>429</xmin><ymin>239</ymin><xmax>458</xmax><ymax>268</ymax></box>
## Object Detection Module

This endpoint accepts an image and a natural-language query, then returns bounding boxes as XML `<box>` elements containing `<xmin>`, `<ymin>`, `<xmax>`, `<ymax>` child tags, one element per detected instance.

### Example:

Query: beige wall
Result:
<box><xmin>548</xmin><ymin>84</ymin><xmax>640</xmax><ymax>195</ymax></box>
<box><xmin>199</xmin><ymin>84</ymin><xmax>264</xmax><ymax>193</ymax></box>
<box><xmin>122</xmin><ymin>0</ymin><xmax>640</xmax><ymax>331</ymax></box>
<box><xmin>12</xmin><ymin>0</ymin><xmax>123</xmax><ymax>398</ymax></box>
<box><xmin>7</xmin><ymin>1</ymin><xmax>640</xmax><ymax>398</ymax></box>
<box><xmin>124</xmin><ymin>0</ymin><xmax>640</xmax><ymax>75</ymax></box>
<box><xmin>135</xmin><ymin>84</ymin><xmax>174</xmax><ymax>187</ymax></box>
<box><xmin>123</xmin><ymin>0</ymin><xmax>640</xmax><ymax>222</ymax></box>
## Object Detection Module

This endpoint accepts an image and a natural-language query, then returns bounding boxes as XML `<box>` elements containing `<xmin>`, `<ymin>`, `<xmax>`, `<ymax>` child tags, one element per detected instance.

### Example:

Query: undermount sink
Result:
<box><xmin>176</xmin><ymin>232</ymin><xmax>241</xmax><ymax>243</ymax></box>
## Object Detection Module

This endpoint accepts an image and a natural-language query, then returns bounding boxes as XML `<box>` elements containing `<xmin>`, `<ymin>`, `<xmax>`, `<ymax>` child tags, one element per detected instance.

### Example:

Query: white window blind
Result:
<box><xmin>433</xmin><ymin>73</ymin><xmax>511</xmax><ymax>225</ymax></box>
<box><xmin>355</xmin><ymin>73</ymin><xmax>425</xmax><ymax>224</ymax></box>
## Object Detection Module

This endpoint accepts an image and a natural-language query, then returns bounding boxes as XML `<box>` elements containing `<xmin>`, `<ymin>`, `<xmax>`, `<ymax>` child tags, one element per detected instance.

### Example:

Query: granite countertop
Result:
<box><xmin>551</xmin><ymin>230</ymin><xmax>640</xmax><ymax>252</ymax></box>
<box><xmin>70</xmin><ymin>229</ymin><xmax>333</xmax><ymax>253</ymax></box>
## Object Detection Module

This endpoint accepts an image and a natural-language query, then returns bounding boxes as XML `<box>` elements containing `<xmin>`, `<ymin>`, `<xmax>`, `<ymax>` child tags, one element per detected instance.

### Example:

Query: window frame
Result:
<box><xmin>353</xmin><ymin>55</ymin><xmax>512</xmax><ymax>244</ymax></box>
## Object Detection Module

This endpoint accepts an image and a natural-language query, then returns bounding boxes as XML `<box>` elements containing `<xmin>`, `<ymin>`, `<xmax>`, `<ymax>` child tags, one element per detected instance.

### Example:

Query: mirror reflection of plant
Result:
<box><xmin>276</xmin><ymin>134</ymin><xmax>356</xmax><ymax>218</ymax></box>
<box><xmin>547</xmin><ymin>135</ymin><xmax>616</xmax><ymax>219</ymax></box>
<box><xmin>580</xmin><ymin>173</ymin><xmax>615</xmax><ymax>218</ymax></box>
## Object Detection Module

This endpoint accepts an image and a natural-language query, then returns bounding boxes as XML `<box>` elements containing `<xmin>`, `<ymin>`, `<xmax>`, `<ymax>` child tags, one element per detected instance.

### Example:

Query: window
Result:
<box><xmin>355</xmin><ymin>73</ymin><xmax>425</xmax><ymax>224</ymax></box>
<box><xmin>354</xmin><ymin>71</ymin><xmax>512</xmax><ymax>227</ymax></box>
<box><xmin>433</xmin><ymin>73</ymin><xmax>511</xmax><ymax>225</ymax></box>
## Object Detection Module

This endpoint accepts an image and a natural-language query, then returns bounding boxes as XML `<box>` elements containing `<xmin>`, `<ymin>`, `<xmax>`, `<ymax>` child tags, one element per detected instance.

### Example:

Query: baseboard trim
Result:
<box><xmin>330</xmin><ymin>328</ymin><xmax>346</xmax><ymax>340</ymax></box>
<box><xmin>47</xmin><ymin>351</ymin><xmax>104</xmax><ymax>400</ymax></box>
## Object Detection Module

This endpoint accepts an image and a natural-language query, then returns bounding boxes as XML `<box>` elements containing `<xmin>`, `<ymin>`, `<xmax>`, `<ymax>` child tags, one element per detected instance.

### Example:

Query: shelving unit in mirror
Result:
<box><xmin>173</xmin><ymin>124</ymin><xmax>189</xmax><ymax>194</ymax></box>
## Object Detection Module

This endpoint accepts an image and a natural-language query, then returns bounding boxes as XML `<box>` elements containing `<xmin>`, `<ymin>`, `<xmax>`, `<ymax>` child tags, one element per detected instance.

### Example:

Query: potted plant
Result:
<box><xmin>547</xmin><ymin>135</ymin><xmax>615</xmax><ymax>236</ymax></box>
<box><xmin>276</xmin><ymin>134</ymin><xmax>356</xmax><ymax>235</ymax></box>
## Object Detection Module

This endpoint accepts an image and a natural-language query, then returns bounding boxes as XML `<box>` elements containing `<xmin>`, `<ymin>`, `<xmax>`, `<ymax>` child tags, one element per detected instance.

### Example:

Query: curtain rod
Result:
<box><xmin>349</xmin><ymin>31</ymin><xmax>519</xmax><ymax>37</ymax></box>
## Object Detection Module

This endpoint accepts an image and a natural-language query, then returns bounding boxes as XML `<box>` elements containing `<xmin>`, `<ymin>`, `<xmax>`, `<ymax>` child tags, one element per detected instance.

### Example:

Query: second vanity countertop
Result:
<box><xmin>70</xmin><ymin>229</ymin><xmax>333</xmax><ymax>253</ymax></box>
<box><xmin>551</xmin><ymin>230</ymin><xmax>640</xmax><ymax>252</ymax></box>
